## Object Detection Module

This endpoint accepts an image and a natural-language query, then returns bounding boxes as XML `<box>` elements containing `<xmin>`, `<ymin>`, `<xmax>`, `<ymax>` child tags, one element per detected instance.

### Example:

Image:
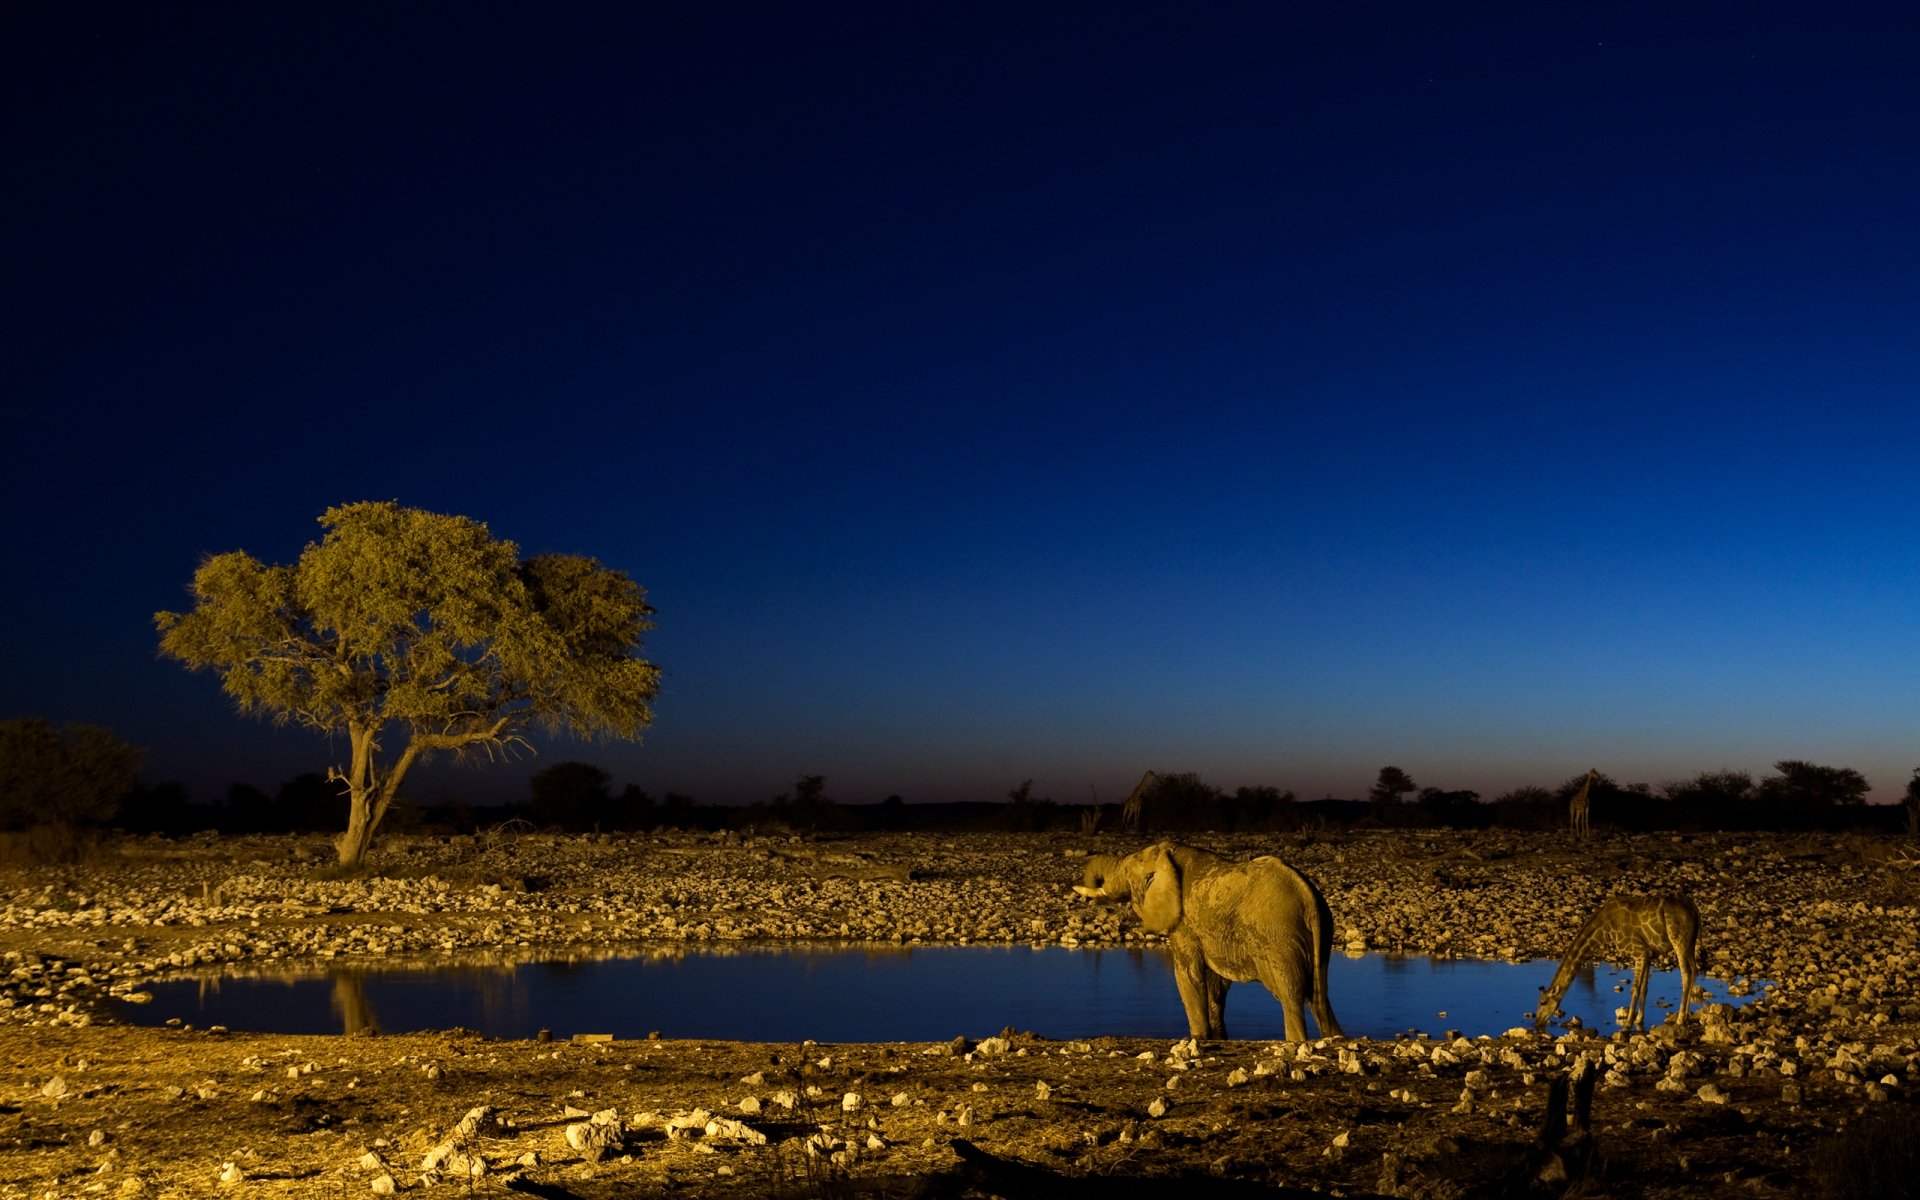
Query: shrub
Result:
<box><xmin>0</xmin><ymin>717</ymin><xmax>140</xmax><ymax>830</ymax></box>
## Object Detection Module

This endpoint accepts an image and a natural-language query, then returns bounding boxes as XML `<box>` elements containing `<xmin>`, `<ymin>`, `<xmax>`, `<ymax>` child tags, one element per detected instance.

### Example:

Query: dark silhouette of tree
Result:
<box><xmin>1905</xmin><ymin>768</ymin><xmax>1920</xmax><ymax>837</ymax></box>
<box><xmin>156</xmin><ymin>501</ymin><xmax>660</xmax><ymax>866</ymax></box>
<box><xmin>1001</xmin><ymin>779</ymin><xmax>1056</xmax><ymax>831</ymax></box>
<box><xmin>119</xmin><ymin>781</ymin><xmax>195</xmax><ymax>834</ymax></box>
<box><xmin>1367</xmin><ymin>766</ymin><xmax>1418</xmax><ymax>824</ymax></box>
<box><xmin>747</xmin><ymin>774</ymin><xmax>848</xmax><ymax>832</ymax></box>
<box><xmin>1418</xmin><ymin>787</ymin><xmax>1487</xmax><ymax>829</ymax></box>
<box><xmin>1229</xmin><ymin>785</ymin><xmax>1296</xmax><ymax>831</ymax></box>
<box><xmin>1140</xmin><ymin>772</ymin><xmax>1225</xmax><ymax>831</ymax></box>
<box><xmin>0</xmin><ymin>717</ymin><xmax>140</xmax><ymax>830</ymax></box>
<box><xmin>1368</xmin><ymin>766</ymin><xmax>1417</xmax><ymax>807</ymax></box>
<box><xmin>609</xmin><ymin>783</ymin><xmax>656</xmax><ymax>832</ymax></box>
<box><xmin>656</xmin><ymin>792</ymin><xmax>700</xmax><ymax>829</ymax></box>
<box><xmin>1757</xmin><ymin>761</ymin><xmax>1869</xmax><ymax>828</ymax></box>
<box><xmin>530</xmin><ymin>761</ymin><xmax>614</xmax><ymax>830</ymax></box>
<box><xmin>278</xmin><ymin>772</ymin><xmax>348</xmax><ymax>833</ymax></box>
<box><xmin>1490</xmin><ymin>785</ymin><xmax>1558</xmax><ymax>830</ymax></box>
<box><xmin>1659</xmin><ymin>770</ymin><xmax>1755</xmax><ymax>829</ymax></box>
<box><xmin>223</xmin><ymin>783</ymin><xmax>273</xmax><ymax>832</ymax></box>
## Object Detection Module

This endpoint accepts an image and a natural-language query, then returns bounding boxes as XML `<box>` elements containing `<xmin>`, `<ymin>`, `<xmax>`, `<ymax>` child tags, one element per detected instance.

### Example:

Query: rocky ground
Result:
<box><xmin>3</xmin><ymin>827</ymin><xmax>1919</xmax><ymax>1198</ymax></box>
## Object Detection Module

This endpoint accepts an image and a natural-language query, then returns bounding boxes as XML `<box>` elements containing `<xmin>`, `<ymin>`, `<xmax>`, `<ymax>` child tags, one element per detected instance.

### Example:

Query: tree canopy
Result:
<box><xmin>156</xmin><ymin>501</ymin><xmax>661</xmax><ymax>865</ymax></box>
<box><xmin>0</xmin><ymin>717</ymin><xmax>141</xmax><ymax>830</ymax></box>
<box><xmin>1368</xmin><ymin>766</ymin><xmax>1418</xmax><ymax>807</ymax></box>
<box><xmin>1758</xmin><ymin>760</ymin><xmax>1870</xmax><ymax>808</ymax></box>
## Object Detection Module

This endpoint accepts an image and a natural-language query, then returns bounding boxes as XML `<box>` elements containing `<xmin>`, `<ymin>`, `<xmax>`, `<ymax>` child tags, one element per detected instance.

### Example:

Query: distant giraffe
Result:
<box><xmin>1568</xmin><ymin>768</ymin><xmax>1599</xmax><ymax>840</ymax></box>
<box><xmin>1535</xmin><ymin>892</ymin><xmax>1699</xmax><ymax>1032</ymax></box>
<box><xmin>1120</xmin><ymin>769</ymin><xmax>1157</xmax><ymax>834</ymax></box>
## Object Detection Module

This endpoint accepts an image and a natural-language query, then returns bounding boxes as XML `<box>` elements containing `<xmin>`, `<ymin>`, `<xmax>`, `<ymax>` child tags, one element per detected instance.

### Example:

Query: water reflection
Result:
<box><xmin>116</xmin><ymin>944</ymin><xmax>1759</xmax><ymax>1043</ymax></box>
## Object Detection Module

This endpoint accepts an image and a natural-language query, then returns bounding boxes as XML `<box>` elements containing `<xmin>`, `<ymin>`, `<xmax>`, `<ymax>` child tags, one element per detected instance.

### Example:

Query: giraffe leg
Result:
<box><xmin>1628</xmin><ymin>955</ymin><xmax>1653</xmax><ymax>1030</ymax></box>
<box><xmin>1675</xmin><ymin>928</ymin><xmax>1697</xmax><ymax>1027</ymax></box>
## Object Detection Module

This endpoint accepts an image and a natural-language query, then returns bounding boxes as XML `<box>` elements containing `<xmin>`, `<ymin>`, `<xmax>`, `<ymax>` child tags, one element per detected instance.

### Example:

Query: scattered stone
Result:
<box><xmin>565</xmin><ymin>1119</ymin><xmax>622</xmax><ymax>1160</ymax></box>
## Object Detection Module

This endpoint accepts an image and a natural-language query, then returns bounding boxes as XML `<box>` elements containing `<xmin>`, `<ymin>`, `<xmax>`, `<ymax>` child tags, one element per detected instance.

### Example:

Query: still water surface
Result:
<box><xmin>111</xmin><ymin>945</ymin><xmax>1758</xmax><ymax>1042</ymax></box>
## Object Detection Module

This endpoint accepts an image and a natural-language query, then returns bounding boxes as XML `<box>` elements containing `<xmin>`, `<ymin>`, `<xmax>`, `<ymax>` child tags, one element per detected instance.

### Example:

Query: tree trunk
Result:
<box><xmin>334</xmin><ymin>791</ymin><xmax>379</xmax><ymax>866</ymax></box>
<box><xmin>330</xmin><ymin>724</ymin><xmax>450</xmax><ymax>866</ymax></box>
<box><xmin>331</xmin><ymin>722</ymin><xmax>411</xmax><ymax>867</ymax></box>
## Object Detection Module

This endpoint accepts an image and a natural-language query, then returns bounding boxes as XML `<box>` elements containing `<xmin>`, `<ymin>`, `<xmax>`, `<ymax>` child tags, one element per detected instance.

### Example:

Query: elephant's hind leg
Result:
<box><xmin>1311</xmin><ymin>993</ymin><xmax>1343</xmax><ymax>1040</ymax></box>
<box><xmin>1203</xmin><ymin>970</ymin><xmax>1230</xmax><ymax>1041</ymax></box>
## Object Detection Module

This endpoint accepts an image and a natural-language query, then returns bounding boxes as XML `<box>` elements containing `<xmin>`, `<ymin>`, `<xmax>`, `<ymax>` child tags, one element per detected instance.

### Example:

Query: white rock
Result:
<box><xmin>704</xmin><ymin>1117</ymin><xmax>767</xmax><ymax>1145</ymax></box>
<box><xmin>565</xmin><ymin>1121</ymin><xmax>620</xmax><ymax>1157</ymax></box>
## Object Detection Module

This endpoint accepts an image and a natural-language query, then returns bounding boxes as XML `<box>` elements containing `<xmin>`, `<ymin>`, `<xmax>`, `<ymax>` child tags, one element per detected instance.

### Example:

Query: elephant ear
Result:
<box><xmin>1134</xmin><ymin>843</ymin><xmax>1183</xmax><ymax>933</ymax></box>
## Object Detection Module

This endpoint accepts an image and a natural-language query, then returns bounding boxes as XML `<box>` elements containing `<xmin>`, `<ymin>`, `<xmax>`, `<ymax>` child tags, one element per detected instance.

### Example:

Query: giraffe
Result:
<box><xmin>1120</xmin><ymin>768</ymin><xmax>1157</xmax><ymax>834</ymax></box>
<box><xmin>1535</xmin><ymin>892</ymin><xmax>1699</xmax><ymax>1032</ymax></box>
<box><xmin>1568</xmin><ymin>767</ymin><xmax>1599</xmax><ymax>840</ymax></box>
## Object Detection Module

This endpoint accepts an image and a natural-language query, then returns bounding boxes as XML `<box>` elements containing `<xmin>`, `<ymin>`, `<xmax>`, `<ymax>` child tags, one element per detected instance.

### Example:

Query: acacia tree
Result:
<box><xmin>156</xmin><ymin>502</ymin><xmax>661</xmax><ymax>866</ymax></box>
<box><xmin>1757</xmin><ymin>760</ymin><xmax>1869</xmax><ymax>809</ymax></box>
<box><xmin>1368</xmin><ymin>766</ymin><xmax>1417</xmax><ymax>807</ymax></box>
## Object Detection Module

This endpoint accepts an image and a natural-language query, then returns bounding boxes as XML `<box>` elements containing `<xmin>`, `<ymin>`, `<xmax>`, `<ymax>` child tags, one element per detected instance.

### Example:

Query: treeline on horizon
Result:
<box><xmin>5</xmin><ymin>718</ymin><xmax>1917</xmax><ymax>846</ymax></box>
<box><xmin>68</xmin><ymin>760</ymin><xmax>1920</xmax><ymax>841</ymax></box>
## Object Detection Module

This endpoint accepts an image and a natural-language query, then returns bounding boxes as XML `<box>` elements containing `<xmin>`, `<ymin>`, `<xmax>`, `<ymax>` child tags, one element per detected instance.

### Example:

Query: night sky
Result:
<box><xmin>5</xmin><ymin>3</ymin><xmax>1917</xmax><ymax>810</ymax></box>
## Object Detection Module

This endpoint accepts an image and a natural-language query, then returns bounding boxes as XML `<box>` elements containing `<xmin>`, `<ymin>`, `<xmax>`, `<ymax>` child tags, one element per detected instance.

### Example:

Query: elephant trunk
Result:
<box><xmin>1080</xmin><ymin>854</ymin><xmax>1120</xmax><ymax>894</ymax></box>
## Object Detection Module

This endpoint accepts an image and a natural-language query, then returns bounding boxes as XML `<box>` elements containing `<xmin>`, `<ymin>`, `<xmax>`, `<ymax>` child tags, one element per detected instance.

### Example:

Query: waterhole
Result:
<box><xmin>110</xmin><ymin>945</ymin><xmax>1760</xmax><ymax>1042</ymax></box>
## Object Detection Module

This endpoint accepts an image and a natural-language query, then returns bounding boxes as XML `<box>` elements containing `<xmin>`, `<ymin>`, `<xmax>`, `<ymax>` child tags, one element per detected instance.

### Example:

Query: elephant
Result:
<box><xmin>1074</xmin><ymin>841</ymin><xmax>1343</xmax><ymax>1042</ymax></box>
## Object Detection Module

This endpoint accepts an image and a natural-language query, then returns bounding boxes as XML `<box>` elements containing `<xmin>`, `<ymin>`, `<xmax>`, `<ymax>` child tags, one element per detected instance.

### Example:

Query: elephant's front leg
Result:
<box><xmin>1170</xmin><ymin>944</ymin><xmax>1229</xmax><ymax>1039</ymax></box>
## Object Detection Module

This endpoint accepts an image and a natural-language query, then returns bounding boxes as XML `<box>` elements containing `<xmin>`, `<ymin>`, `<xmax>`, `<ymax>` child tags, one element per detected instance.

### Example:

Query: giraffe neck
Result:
<box><xmin>1540</xmin><ymin>908</ymin><xmax>1636</xmax><ymax>1018</ymax></box>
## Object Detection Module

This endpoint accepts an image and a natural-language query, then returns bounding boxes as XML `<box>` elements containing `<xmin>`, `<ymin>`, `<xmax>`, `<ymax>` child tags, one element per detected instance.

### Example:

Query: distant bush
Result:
<box><xmin>0</xmin><ymin>823</ymin><xmax>103</xmax><ymax>866</ymax></box>
<box><xmin>996</xmin><ymin>780</ymin><xmax>1058</xmax><ymax>831</ymax></box>
<box><xmin>1489</xmin><ymin>786</ymin><xmax>1558</xmax><ymax>830</ymax></box>
<box><xmin>530</xmin><ymin>761</ymin><xmax>613</xmax><ymax>831</ymax></box>
<box><xmin>0</xmin><ymin>717</ymin><xmax>140</xmax><ymax>831</ymax></box>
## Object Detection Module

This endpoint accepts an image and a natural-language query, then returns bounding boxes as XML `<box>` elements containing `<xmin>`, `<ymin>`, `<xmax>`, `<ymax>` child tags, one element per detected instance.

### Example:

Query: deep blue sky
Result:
<box><xmin>5</xmin><ymin>3</ymin><xmax>1917</xmax><ymax>809</ymax></box>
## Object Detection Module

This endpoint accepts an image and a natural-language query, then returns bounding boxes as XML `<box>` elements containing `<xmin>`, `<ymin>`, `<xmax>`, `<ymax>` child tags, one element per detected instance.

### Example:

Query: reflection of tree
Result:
<box><xmin>331</xmin><ymin>971</ymin><xmax>380</xmax><ymax>1035</ymax></box>
<box><xmin>330</xmin><ymin>967</ymin><xmax>382</xmax><ymax>1036</ymax></box>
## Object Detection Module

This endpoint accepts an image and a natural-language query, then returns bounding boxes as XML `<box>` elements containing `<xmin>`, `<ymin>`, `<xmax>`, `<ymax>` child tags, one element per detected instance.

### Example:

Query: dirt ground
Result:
<box><xmin>1</xmin><ymin>828</ymin><xmax>1917</xmax><ymax>1198</ymax></box>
